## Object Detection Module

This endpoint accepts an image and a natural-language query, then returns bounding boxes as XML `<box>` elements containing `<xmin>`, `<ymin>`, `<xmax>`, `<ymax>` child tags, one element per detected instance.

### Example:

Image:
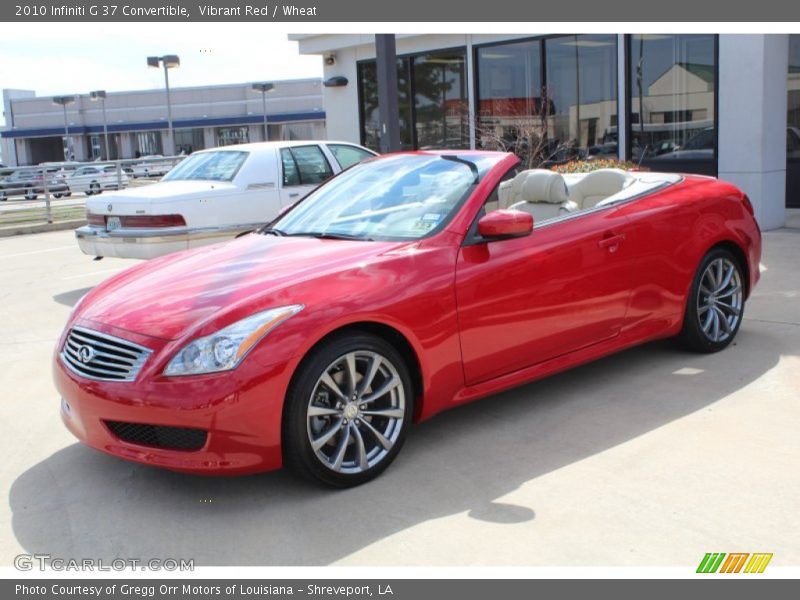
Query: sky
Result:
<box><xmin>0</xmin><ymin>23</ymin><xmax>324</xmax><ymax>128</ymax></box>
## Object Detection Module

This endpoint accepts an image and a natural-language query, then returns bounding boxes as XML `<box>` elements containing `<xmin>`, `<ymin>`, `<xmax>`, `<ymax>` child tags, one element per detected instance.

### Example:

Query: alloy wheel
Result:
<box><xmin>306</xmin><ymin>350</ymin><xmax>406</xmax><ymax>474</ymax></box>
<box><xmin>697</xmin><ymin>257</ymin><xmax>743</xmax><ymax>343</ymax></box>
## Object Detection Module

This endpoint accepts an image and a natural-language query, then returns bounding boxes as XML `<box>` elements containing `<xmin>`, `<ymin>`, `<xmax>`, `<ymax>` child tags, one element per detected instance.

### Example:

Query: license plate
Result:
<box><xmin>107</xmin><ymin>216</ymin><xmax>121</xmax><ymax>231</ymax></box>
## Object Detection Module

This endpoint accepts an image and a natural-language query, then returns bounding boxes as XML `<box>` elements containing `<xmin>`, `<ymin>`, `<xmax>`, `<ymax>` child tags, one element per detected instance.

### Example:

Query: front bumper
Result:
<box><xmin>74</xmin><ymin>224</ymin><xmax>257</xmax><ymax>259</ymax></box>
<box><xmin>53</xmin><ymin>330</ymin><xmax>292</xmax><ymax>475</ymax></box>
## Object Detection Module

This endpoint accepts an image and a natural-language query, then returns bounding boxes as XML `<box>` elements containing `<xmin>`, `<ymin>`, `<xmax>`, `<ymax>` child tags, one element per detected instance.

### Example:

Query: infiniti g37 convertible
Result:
<box><xmin>54</xmin><ymin>151</ymin><xmax>761</xmax><ymax>487</ymax></box>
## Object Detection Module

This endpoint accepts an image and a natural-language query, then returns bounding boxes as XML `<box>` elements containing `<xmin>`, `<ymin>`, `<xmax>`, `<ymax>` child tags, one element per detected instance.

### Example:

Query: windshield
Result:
<box><xmin>273</xmin><ymin>154</ymin><xmax>502</xmax><ymax>241</ymax></box>
<box><xmin>162</xmin><ymin>150</ymin><xmax>247</xmax><ymax>182</ymax></box>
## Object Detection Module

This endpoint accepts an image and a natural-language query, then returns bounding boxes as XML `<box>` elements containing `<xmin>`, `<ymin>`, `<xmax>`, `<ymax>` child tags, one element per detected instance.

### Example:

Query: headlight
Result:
<box><xmin>163</xmin><ymin>305</ymin><xmax>303</xmax><ymax>376</ymax></box>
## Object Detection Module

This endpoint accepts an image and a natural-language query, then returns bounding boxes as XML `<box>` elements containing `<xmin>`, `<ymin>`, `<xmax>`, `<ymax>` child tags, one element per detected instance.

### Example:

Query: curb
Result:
<box><xmin>0</xmin><ymin>219</ymin><xmax>86</xmax><ymax>238</ymax></box>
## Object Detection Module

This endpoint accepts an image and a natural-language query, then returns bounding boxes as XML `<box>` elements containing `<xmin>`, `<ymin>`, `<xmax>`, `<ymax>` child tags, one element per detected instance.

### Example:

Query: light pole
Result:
<box><xmin>52</xmin><ymin>95</ymin><xmax>76</xmax><ymax>161</ymax></box>
<box><xmin>89</xmin><ymin>90</ymin><xmax>110</xmax><ymax>159</ymax></box>
<box><xmin>147</xmin><ymin>54</ymin><xmax>180</xmax><ymax>155</ymax></box>
<box><xmin>251</xmin><ymin>82</ymin><xmax>275</xmax><ymax>141</ymax></box>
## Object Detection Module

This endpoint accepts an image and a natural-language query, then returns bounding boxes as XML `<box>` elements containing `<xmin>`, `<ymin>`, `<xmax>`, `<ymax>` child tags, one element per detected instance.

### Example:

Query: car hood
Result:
<box><xmin>85</xmin><ymin>180</ymin><xmax>237</xmax><ymax>212</ymax></box>
<box><xmin>78</xmin><ymin>234</ymin><xmax>407</xmax><ymax>340</ymax></box>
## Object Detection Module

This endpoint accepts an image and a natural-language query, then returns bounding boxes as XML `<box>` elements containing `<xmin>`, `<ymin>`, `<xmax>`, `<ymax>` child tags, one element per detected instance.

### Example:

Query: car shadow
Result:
<box><xmin>53</xmin><ymin>287</ymin><xmax>94</xmax><ymax>307</ymax></box>
<box><xmin>9</xmin><ymin>326</ymin><xmax>782</xmax><ymax>566</ymax></box>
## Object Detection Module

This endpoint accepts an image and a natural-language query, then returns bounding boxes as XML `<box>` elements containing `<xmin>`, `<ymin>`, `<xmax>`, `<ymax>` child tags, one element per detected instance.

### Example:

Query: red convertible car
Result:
<box><xmin>54</xmin><ymin>151</ymin><xmax>761</xmax><ymax>487</ymax></box>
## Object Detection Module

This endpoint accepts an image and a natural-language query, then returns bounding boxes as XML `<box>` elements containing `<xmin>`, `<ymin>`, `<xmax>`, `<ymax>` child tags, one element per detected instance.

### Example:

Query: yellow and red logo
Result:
<box><xmin>697</xmin><ymin>553</ymin><xmax>773</xmax><ymax>573</ymax></box>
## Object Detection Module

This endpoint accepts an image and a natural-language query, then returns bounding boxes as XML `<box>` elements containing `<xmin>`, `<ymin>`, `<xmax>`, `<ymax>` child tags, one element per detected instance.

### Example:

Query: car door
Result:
<box><xmin>278</xmin><ymin>145</ymin><xmax>334</xmax><ymax>207</ymax></box>
<box><xmin>455</xmin><ymin>205</ymin><xmax>633</xmax><ymax>385</ymax></box>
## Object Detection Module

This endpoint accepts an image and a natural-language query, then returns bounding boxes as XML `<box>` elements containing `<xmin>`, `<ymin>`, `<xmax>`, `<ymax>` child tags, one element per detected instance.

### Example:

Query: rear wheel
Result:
<box><xmin>679</xmin><ymin>248</ymin><xmax>745</xmax><ymax>352</ymax></box>
<box><xmin>89</xmin><ymin>182</ymin><xmax>101</xmax><ymax>195</ymax></box>
<box><xmin>283</xmin><ymin>333</ymin><xmax>413</xmax><ymax>487</ymax></box>
<box><xmin>24</xmin><ymin>187</ymin><xmax>36</xmax><ymax>200</ymax></box>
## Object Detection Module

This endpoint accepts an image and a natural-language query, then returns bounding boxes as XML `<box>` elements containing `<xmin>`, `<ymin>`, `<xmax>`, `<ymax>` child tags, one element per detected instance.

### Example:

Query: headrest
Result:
<box><xmin>571</xmin><ymin>168</ymin><xmax>634</xmax><ymax>193</ymax></box>
<box><xmin>518</xmin><ymin>170</ymin><xmax>569</xmax><ymax>204</ymax></box>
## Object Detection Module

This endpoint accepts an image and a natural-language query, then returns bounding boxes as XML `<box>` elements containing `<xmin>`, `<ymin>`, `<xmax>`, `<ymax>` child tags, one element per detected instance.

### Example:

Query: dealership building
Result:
<box><xmin>1</xmin><ymin>78</ymin><xmax>325</xmax><ymax>166</ymax></box>
<box><xmin>292</xmin><ymin>34</ymin><xmax>800</xmax><ymax>230</ymax></box>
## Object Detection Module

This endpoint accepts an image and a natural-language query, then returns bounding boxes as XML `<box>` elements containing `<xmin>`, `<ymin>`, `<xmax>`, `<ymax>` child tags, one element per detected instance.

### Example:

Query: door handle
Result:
<box><xmin>598</xmin><ymin>232</ymin><xmax>625</xmax><ymax>252</ymax></box>
<box><xmin>289</xmin><ymin>193</ymin><xmax>300</xmax><ymax>198</ymax></box>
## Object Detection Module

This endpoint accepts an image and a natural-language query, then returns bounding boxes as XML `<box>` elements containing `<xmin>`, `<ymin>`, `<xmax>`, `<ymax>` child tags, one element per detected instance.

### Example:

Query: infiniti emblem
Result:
<box><xmin>107</xmin><ymin>203</ymin><xmax>113</xmax><ymax>212</ymax></box>
<box><xmin>76</xmin><ymin>345</ymin><xmax>96</xmax><ymax>363</ymax></box>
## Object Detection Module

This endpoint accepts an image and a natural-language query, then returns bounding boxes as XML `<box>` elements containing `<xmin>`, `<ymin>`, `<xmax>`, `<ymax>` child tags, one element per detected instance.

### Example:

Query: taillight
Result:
<box><xmin>742</xmin><ymin>194</ymin><xmax>754</xmax><ymax>216</ymax></box>
<box><xmin>86</xmin><ymin>212</ymin><xmax>105</xmax><ymax>226</ymax></box>
<box><xmin>119</xmin><ymin>214</ymin><xmax>186</xmax><ymax>228</ymax></box>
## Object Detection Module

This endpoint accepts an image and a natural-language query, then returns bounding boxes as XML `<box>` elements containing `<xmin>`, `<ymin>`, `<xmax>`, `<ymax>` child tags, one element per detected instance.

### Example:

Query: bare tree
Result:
<box><xmin>472</xmin><ymin>87</ymin><xmax>574</xmax><ymax>170</ymax></box>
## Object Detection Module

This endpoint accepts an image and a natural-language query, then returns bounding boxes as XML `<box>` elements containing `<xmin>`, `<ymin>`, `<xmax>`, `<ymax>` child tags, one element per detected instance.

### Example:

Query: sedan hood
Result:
<box><xmin>85</xmin><ymin>180</ymin><xmax>237</xmax><ymax>214</ymax></box>
<box><xmin>78</xmin><ymin>234</ymin><xmax>406</xmax><ymax>340</ymax></box>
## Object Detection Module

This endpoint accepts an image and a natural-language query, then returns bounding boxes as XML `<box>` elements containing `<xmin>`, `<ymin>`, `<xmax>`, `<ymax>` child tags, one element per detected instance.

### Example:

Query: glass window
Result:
<box><xmin>358</xmin><ymin>50</ymin><xmax>466</xmax><ymax>151</ymax></box>
<box><xmin>545</xmin><ymin>35</ymin><xmax>618</xmax><ymax>164</ymax></box>
<box><xmin>413</xmin><ymin>51</ymin><xmax>468</xmax><ymax>150</ymax></box>
<box><xmin>628</xmin><ymin>34</ymin><xmax>716</xmax><ymax>175</ymax></box>
<box><xmin>358</xmin><ymin>58</ymin><xmax>414</xmax><ymax>151</ymax></box>
<box><xmin>216</xmin><ymin>127</ymin><xmax>249</xmax><ymax>147</ymax></box>
<box><xmin>136</xmin><ymin>132</ymin><xmax>163</xmax><ymax>156</ymax></box>
<box><xmin>173</xmin><ymin>128</ymin><xmax>205</xmax><ymax>155</ymax></box>
<box><xmin>281</xmin><ymin>145</ymin><xmax>333</xmax><ymax>186</ymax></box>
<box><xmin>327</xmin><ymin>144</ymin><xmax>375</xmax><ymax>170</ymax></box>
<box><xmin>475</xmin><ymin>35</ymin><xmax>617</xmax><ymax>168</ymax></box>
<box><xmin>476</xmin><ymin>40</ymin><xmax>542</xmax><ymax>155</ymax></box>
<box><xmin>281</xmin><ymin>148</ymin><xmax>300</xmax><ymax>186</ymax></box>
<box><xmin>162</xmin><ymin>150</ymin><xmax>248</xmax><ymax>182</ymax></box>
<box><xmin>788</xmin><ymin>35</ymin><xmax>800</xmax><ymax>208</ymax></box>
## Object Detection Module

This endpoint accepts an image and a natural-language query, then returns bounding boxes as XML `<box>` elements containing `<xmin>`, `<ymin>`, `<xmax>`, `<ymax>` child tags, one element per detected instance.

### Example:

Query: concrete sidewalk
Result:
<box><xmin>0</xmin><ymin>221</ymin><xmax>797</xmax><ymax>567</ymax></box>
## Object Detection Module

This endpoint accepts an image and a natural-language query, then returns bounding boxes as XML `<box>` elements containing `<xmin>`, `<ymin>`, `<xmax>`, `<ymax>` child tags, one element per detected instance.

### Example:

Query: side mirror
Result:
<box><xmin>477</xmin><ymin>209</ymin><xmax>533</xmax><ymax>240</ymax></box>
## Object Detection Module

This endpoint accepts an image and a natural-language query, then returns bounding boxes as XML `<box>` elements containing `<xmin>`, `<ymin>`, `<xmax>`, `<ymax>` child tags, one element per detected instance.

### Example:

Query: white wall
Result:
<box><xmin>718</xmin><ymin>35</ymin><xmax>789</xmax><ymax>230</ymax></box>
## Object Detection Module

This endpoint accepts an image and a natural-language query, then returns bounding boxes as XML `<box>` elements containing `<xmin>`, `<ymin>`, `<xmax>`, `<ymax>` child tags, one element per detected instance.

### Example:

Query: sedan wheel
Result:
<box><xmin>679</xmin><ymin>248</ymin><xmax>745</xmax><ymax>352</ymax></box>
<box><xmin>284</xmin><ymin>333</ymin><xmax>413</xmax><ymax>487</ymax></box>
<box><xmin>24</xmin><ymin>188</ymin><xmax>36</xmax><ymax>200</ymax></box>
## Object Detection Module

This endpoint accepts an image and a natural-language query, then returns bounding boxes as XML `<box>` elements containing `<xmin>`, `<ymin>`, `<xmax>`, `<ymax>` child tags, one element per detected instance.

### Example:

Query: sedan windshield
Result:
<box><xmin>273</xmin><ymin>154</ymin><xmax>503</xmax><ymax>241</ymax></box>
<box><xmin>162</xmin><ymin>150</ymin><xmax>248</xmax><ymax>182</ymax></box>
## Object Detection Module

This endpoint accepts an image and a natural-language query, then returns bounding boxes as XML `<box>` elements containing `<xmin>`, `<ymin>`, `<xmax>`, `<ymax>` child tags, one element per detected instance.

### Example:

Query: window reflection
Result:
<box><xmin>475</xmin><ymin>35</ymin><xmax>617</xmax><ymax>167</ymax></box>
<box><xmin>788</xmin><ymin>35</ymin><xmax>800</xmax><ymax>208</ymax></box>
<box><xmin>629</xmin><ymin>34</ymin><xmax>716</xmax><ymax>174</ymax></box>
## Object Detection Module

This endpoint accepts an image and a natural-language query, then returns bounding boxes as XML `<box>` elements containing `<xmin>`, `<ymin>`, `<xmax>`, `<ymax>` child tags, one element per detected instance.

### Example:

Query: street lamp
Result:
<box><xmin>52</xmin><ymin>95</ymin><xmax>76</xmax><ymax>161</ymax></box>
<box><xmin>147</xmin><ymin>54</ymin><xmax>180</xmax><ymax>155</ymax></box>
<box><xmin>89</xmin><ymin>90</ymin><xmax>110</xmax><ymax>160</ymax></box>
<box><xmin>251</xmin><ymin>82</ymin><xmax>275</xmax><ymax>141</ymax></box>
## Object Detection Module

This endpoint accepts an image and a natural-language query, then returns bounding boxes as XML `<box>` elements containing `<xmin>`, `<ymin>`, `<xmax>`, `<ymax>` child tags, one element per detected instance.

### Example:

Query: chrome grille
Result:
<box><xmin>61</xmin><ymin>326</ymin><xmax>151</xmax><ymax>382</ymax></box>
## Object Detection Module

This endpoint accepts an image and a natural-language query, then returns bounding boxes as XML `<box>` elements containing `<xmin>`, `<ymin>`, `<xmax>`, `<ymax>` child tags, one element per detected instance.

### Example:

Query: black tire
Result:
<box><xmin>25</xmin><ymin>187</ymin><xmax>36</xmax><ymax>200</ymax></box>
<box><xmin>89</xmin><ymin>182</ymin><xmax>101</xmax><ymax>195</ymax></box>
<box><xmin>283</xmin><ymin>332</ymin><xmax>414</xmax><ymax>487</ymax></box>
<box><xmin>0</xmin><ymin>190</ymin><xmax>6</xmax><ymax>201</ymax></box>
<box><xmin>53</xmin><ymin>192</ymin><xmax>62</xmax><ymax>199</ymax></box>
<box><xmin>678</xmin><ymin>247</ymin><xmax>746</xmax><ymax>353</ymax></box>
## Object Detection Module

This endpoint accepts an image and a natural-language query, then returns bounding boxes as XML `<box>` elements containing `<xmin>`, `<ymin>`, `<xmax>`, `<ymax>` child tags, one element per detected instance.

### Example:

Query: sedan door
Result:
<box><xmin>455</xmin><ymin>207</ymin><xmax>633</xmax><ymax>385</ymax></box>
<box><xmin>278</xmin><ymin>145</ymin><xmax>334</xmax><ymax>207</ymax></box>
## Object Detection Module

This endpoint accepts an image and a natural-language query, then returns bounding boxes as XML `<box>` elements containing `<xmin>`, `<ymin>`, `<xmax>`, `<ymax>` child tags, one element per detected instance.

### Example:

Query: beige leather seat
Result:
<box><xmin>498</xmin><ymin>169</ymin><xmax>577</xmax><ymax>222</ymax></box>
<box><xmin>567</xmin><ymin>168</ymin><xmax>635</xmax><ymax>210</ymax></box>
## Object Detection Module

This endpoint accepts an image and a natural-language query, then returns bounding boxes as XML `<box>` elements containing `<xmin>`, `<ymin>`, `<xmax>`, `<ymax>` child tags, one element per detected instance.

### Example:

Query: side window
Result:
<box><xmin>483</xmin><ymin>167</ymin><xmax>519</xmax><ymax>214</ymax></box>
<box><xmin>327</xmin><ymin>144</ymin><xmax>374</xmax><ymax>170</ymax></box>
<box><xmin>281</xmin><ymin>148</ymin><xmax>300</xmax><ymax>187</ymax></box>
<box><xmin>291</xmin><ymin>145</ymin><xmax>334</xmax><ymax>185</ymax></box>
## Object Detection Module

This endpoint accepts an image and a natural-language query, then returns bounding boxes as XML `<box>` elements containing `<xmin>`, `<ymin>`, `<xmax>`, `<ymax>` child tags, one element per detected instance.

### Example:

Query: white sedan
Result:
<box><xmin>67</xmin><ymin>165</ymin><xmax>129</xmax><ymax>195</ymax></box>
<box><xmin>75</xmin><ymin>141</ymin><xmax>377</xmax><ymax>259</ymax></box>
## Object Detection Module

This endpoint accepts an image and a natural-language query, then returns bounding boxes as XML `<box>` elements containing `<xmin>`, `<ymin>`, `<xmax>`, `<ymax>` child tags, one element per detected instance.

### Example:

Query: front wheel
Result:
<box><xmin>678</xmin><ymin>248</ymin><xmax>745</xmax><ymax>353</ymax></box>
<box><xmin>283</xmin><ymin>333</ymin><xmax>414</xmax><ymax>487</ymax></box>
<box><xmin>24</xmin><ymin>187</ymin><xmax>36</xmax><ymax>200</ymax></box>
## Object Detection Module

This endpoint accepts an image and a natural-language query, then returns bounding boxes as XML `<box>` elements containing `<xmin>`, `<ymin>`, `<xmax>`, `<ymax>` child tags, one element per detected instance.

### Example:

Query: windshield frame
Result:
<box><xmin>269</xmin><ymin>153</ymin><xmax>499</xmax><ymax>242</ymax></box>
